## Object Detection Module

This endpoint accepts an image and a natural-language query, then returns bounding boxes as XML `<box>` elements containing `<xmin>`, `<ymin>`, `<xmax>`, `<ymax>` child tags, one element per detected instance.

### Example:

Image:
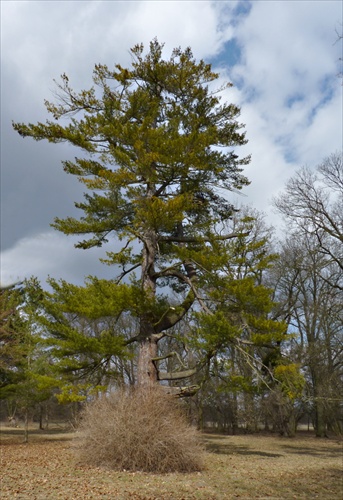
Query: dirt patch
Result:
<box><xmin>1</xmin><ymin>425</ymin><xmax>342</xmax><ymax>499</ymax></box>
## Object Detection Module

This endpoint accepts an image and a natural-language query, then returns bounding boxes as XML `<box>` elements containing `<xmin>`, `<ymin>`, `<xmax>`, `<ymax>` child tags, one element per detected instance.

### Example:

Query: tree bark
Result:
<box><xmin>137</xmin><ymin>336</ymin><xmax>158</xmax><ymax>387</ymax></box>
<box><xmin>137</xmin><ymin>220</ymin><xmax>159</xmax><ymax>387</ymax></box>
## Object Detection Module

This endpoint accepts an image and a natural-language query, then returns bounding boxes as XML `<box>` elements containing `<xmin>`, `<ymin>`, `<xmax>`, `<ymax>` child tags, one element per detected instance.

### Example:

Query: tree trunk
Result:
<box><xmin>197</xmin><ymin>399</ymin><xmax>204</xmax><ymax>431</ymax></box>
<box><xmin>137</xmin><ymin>336</ymin><xmax>158</xmax><ymax>387</ymax></box>
<box><xmin>315</xmin><ymin>397</ymin><xmax>326</xmax><ymax>437</ymax></box>
<box><xmin>138</xmin><ymin>222</ymin><xmax>158</xmax><ymax>387</ymax></box>
<box><xmin>23</xmin><ymin>409</ymin><xmax>29</xmax><ymax>444</ymax></box>
<box><xmin>311</xmin><ymin>369</ymin><xmax>326</xmax><ymax>437</ymax></box>
<box><xmin>231</xmin><ymin>392</ymin><xmax>238</xmax><ymax>435</ymax></box>
<box><xmin>39</xmin><ymin>405</ymin><xmax>44</xmax><ymax>430</ymax></box>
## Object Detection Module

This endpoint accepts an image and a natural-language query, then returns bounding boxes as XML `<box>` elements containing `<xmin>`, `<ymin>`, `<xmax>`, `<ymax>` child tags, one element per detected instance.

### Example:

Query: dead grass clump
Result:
<box><xmin>74</xmin><ymin>387</ymin><xmax>204</xmax><ymax>473</ymax></box>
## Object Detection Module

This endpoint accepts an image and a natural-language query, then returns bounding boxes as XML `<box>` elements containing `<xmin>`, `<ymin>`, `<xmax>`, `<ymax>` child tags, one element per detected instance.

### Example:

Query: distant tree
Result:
<box><xmin>0</xmin><ymin>284</ymin><xmax>28</xmax><ymax>391</ymax></box>
<box><xmin>273</xmin><ymin>152</ymin><xmax>343</xmax><ymax>291</ymax></box>
<box><xmin>1</xmin><ymin>280</ymin><xmax>58</xmax><ymax>440</ymax></box>
<box><xmin>270</xmin><ymin>235</ymin><xmax>342</xmax><ymax>436</ymax></box>
<box><xmin>273</xmin><ymin>157</ymin><xmax>343</xmax><ymax>436</ymax></box>
<box><xmin>13</xmin><ymin>39</ymin><xmax>252</xmax><ymax>390</ymax></box>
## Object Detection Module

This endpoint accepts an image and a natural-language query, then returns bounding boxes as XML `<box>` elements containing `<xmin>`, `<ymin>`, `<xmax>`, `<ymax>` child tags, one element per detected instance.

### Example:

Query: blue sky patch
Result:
<box><xmin>232</xmin><ymin>0</ymin><xmax>252</xmax><ymax>20</ymax></box>
<box><xmin>211</xmin><ymin>37</ymin><xmax>242</xmax><ymax>70</ymax></box>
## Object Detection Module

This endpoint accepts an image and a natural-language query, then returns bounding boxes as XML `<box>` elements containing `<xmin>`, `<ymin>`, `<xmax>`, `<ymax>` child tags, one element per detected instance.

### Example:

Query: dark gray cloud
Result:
<box><xmin>1</xmin><ymin>121</ymin><xmax>84</xmax><ymax>251</ymax></box>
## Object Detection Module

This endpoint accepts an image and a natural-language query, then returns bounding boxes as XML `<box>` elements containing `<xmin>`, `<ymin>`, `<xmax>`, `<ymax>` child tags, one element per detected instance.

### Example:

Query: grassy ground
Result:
<box><xmin>0</xmin><ymin>424</ymin><xmax>342</xmax><ymax>499</ymax></box>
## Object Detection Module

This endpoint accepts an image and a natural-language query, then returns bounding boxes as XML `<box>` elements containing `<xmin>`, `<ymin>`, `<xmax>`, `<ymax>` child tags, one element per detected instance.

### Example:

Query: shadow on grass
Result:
<box><xmin>202</xmin><ymin>433</ymin><xmax>342</xmax><ymax>459</ymax></box>
<box><xmin>0</xmin><ymin>426</ymin><xmax>74</xmax><ymax>445</ymax></box>
<box><xmin>203</xmin><ymin>436</ymin><xmax>283</xmax><ymax>458</ymax></box>
<box><xmin>279</xmin><ymin>444</ymin><xmax>342</xmax><ymax>459</ymax></box>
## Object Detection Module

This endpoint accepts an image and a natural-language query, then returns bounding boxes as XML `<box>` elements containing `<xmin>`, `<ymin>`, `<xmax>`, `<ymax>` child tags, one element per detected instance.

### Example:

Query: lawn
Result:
<box><xmin>0</xmin><ymin>424</ymin><xmax>342</xmax><ymax>499</ymax></box>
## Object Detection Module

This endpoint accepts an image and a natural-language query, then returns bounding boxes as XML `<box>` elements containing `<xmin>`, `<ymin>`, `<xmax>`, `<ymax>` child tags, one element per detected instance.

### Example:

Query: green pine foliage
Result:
<box><xmin>13</xmin><ymin>39</ymin><xmax>249</xmax><ymax>260</ymax></box>
<box><xmin>26</xmin><ymin>278</ymin><xmax>134</xmax><ymax>389</ymax></box>
<box><xmin>193</xmin><ymin>211</ymin><xmax>287</xmax><ymax>354</ymax></box>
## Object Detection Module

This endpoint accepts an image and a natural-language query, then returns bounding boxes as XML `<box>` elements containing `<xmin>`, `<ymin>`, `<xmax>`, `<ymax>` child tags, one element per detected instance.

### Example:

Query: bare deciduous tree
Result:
<box><xmin>273</xmin><ymin>152</ymin><xmax>343</xmax><ymax>290</ymax></box>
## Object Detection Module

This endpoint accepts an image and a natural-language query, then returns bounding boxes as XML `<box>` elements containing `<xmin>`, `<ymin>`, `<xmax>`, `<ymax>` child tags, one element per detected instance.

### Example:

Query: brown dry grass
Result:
<box><xmin>0</xmin><ymin>424</ymin><xmax>342</xmax><ymax>499</ymax></box>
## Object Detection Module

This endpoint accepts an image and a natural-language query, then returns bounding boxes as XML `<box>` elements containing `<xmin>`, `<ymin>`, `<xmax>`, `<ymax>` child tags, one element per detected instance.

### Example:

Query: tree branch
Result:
<box><xmin>158</xmin><ymin>367</ymin><xmax>198</xmax><ymax>380</ymax></box>
<box><xmin>163</xmin><ymin>385</ymin><xmax>200</xmax><ymax>398</ymax></box>
<box><xmin>159</xmin><ymin>232</ymin><xmax>249</xmax><ymax>243</ymax></box>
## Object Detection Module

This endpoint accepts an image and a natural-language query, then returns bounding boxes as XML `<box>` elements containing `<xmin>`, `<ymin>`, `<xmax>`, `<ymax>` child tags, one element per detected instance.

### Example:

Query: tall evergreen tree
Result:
<box><xmin>13</xmin><ymin>40</ymin><xmax>251</xmax><ymax>387</ymax></box>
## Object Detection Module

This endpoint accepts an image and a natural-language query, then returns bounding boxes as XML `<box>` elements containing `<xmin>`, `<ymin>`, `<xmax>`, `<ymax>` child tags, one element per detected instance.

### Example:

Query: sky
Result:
<box><xmin>1</xmin><ymin>0</ymin><xmax>342</xmax><ymax>288</ymax></box>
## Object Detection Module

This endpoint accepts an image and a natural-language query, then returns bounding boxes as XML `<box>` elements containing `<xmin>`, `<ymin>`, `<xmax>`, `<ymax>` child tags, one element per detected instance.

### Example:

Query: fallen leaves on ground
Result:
<box><xmin>0</xmin><ymin>427</ymin><xmax>342</xmax><ymax>499</ymax></box>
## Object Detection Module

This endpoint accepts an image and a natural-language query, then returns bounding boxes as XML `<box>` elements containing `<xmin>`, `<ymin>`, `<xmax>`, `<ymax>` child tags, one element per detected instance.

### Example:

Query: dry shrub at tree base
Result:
<box><xmin>74</xmin><ymin>387</ymin><xmax>204</xmax><ymax>473</ymax></box>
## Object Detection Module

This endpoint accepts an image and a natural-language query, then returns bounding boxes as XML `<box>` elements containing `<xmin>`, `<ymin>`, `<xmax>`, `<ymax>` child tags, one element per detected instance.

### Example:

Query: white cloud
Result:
<box><xmin>0</xmin><ymin>231</ymin><xmax>110</xmax><ymax>288</ymax></box>
<box><xmin>125</xmin><ymin>0</ymin><xmax>236</xmax><ymax>58</ymax></box>
<box><xmin>222</xmin><ymin>0</ymin><xmax>342</xmax><ymax>211</ymax></box>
